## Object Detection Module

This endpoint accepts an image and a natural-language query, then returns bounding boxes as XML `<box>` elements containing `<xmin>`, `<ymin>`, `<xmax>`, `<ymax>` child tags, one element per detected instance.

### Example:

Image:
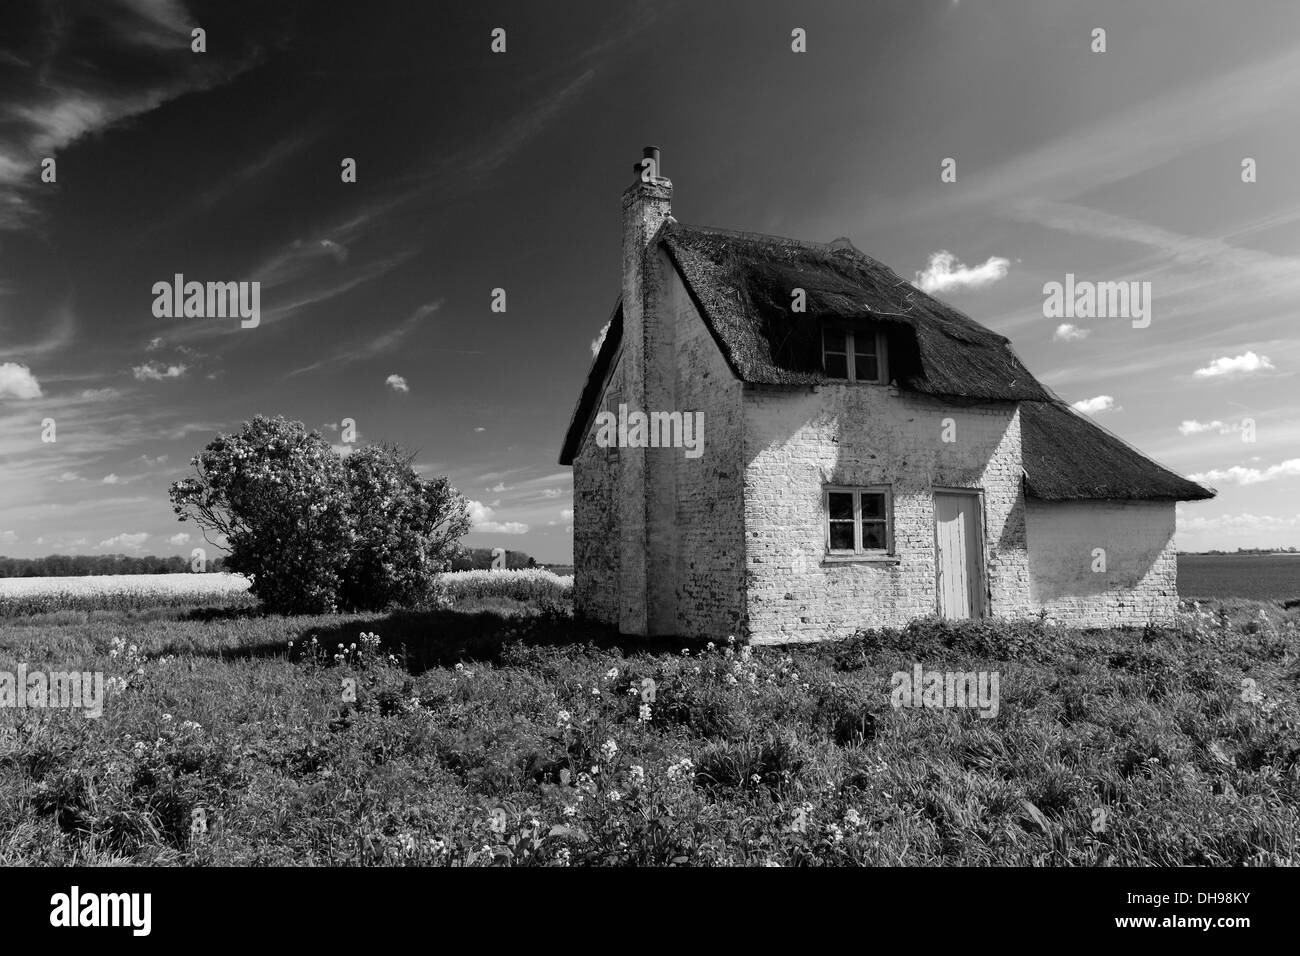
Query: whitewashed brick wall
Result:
<box><xmin>741</xmin><ymin>388</ymin><xmax>1032</xmax><ymax>644</ymax></box>
<box><xmin>1024</xmin><ymin>498</ymin><xmax>1179</xmax><ymax>626</ymax></box>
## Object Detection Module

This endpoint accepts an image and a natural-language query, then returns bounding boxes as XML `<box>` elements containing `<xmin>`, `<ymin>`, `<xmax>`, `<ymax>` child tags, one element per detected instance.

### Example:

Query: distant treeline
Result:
<box><xmin>448</xmin><ymin>547</ymin><xmax>538</xmax><ymax>571</ymax></box>
<box><xmin>1183</xmin><ymin>547</ymin><xmax>1299</xmax><ymax>555</ymax></box>
<box><xmin>0</xmin><ymin>554</ymin><xmax>228</xmax><ymax>577</ymax></box>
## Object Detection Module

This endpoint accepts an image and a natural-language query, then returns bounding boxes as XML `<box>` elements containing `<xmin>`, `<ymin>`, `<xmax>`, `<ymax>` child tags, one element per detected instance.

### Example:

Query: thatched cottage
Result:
<box><xmin>559</xmin><ymin>148</ymin><xmax>1215</xmax><ymax>643</ymax></box>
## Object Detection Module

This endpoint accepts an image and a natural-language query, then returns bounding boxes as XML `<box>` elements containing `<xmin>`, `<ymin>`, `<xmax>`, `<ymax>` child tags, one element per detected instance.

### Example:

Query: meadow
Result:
<box><xmin>0</xmin><ymin>572</ymin><xmax>1296</xmax><ymax>866</ymax></box>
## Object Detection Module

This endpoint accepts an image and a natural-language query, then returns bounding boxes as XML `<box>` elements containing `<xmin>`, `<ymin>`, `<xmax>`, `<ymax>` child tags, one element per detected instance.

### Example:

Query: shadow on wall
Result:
<box><xmin>1024</xmin><ymin>499</ymin><xmax>1172</xmax><ymax>602</ymax></box>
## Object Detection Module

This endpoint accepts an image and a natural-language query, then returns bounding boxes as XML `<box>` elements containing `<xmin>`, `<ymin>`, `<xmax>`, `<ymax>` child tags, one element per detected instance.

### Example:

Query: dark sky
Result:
<box><xmin>2</xmin><ymin>0</ymin><xmax>1299</xmax><ymax>560</ymax></box>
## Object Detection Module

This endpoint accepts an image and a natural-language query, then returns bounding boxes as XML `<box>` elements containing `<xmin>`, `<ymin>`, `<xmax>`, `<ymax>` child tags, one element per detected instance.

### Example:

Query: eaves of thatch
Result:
<box><xmin>1020</xmin><ymin>400</ymin><xmax>1215</xmax><ymax>502</ymax></box>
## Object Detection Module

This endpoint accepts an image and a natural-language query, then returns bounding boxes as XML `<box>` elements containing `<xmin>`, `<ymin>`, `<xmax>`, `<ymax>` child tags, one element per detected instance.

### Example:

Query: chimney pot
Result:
<box><xmin>633</xmin><ymin>145</ymin><xmax>662</xmax><ymax>182</ymax></box>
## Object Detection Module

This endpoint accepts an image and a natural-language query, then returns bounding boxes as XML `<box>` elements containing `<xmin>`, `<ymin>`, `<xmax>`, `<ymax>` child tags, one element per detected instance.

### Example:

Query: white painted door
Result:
<box><xmin>935</xmin><ymin>493</ymin><xmax>983</xmax><ymax>619</ymax></box>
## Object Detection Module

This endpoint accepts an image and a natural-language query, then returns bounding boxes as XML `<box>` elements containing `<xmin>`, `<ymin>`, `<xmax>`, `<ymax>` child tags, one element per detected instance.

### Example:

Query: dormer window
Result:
<box><xmin>822</xmin><ymin>326</ymin><xmax>887</xmax><ymax>383</ymax></box>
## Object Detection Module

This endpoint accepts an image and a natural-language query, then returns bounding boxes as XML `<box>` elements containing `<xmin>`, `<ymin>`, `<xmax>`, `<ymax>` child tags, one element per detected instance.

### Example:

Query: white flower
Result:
<box><xmin>600</xmin><ymin>739</ymin><xmax>618</xmax><ymax>761</ymax></box>
<box><xmin>605</xmin><ymin>667</ymin><xmax>619</xmax><ymax>680</ymax></box>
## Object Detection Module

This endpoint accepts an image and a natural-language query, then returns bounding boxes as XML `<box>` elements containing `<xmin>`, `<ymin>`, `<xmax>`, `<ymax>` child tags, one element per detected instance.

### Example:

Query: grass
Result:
<box><xmin>0</xmin><ymin>595</ymin><xmax>1296</xmax><ymax>866</ymax></box>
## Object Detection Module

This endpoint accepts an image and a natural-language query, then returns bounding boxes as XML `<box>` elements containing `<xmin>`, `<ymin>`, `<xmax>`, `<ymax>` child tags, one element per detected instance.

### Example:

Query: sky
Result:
<box><xmin>1</xmin><ymin>0</ymin><xmax>1298</xmax><ymax>562</ymax></box>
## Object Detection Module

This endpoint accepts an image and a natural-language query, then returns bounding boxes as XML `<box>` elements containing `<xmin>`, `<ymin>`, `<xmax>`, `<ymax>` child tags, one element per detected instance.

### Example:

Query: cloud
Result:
<box><xmin>474</xmin><ymin>426</ymin><xmax>486</xmax><ymax>433</ymax></box>
<box><xmin>466</xmin><ymin>500</ymin><xmax>529</xmax><ymax>534</ymax></box>
<box><xmin>1187</xmin><ymin>458</ymin><xmax>1300</xmax><ymax>486</ymax></box>
<box><xmin>913</xmin><ymin>251</ymin><xmax>1009</xmax><ymax>294</ymax></box>
<box><xmin>1179</xmin><ymin>420</ymin><xmax>1239</xmax><ymax>436</ymax></box>
<box><xmin>0</xmin><ymin>3</ymin><xmax>261</xmax><ymax>231</ymax></box>
<box><xmin>1193</xmin><ymin>352</ymin><xmax>1275</xmax><ymax>378</ymax></box>
<box><xmin>590</xmin><ymin>319</ymin><xmax>611</xmax><ymax>356</ymax></box>
<box><xmin>132</xmin><ymin>361</ymin><xmax>188</xmax><ymax>381</ymax></box>
<box><xmin>385</xmin><ymin>374</ymin><xmax>409</xmax><ymax>393</ymax></box>
<box><xmin>1176</xmin><ymin>510</ymin><xmax>1300</xmax><ymax>535</ymax></box>
<box><xmin>56</xmin><ymin>471</ymin><xmax>79</xmax><ymax>482</ymax></box>
<box><xmin>1070</xmin><ymin>395</ymin><xmax>1119</xmax><ymax>415</ymax></box>
<box><xmin>168</xmin><ymin>532</ymin><xmax>190</xmax><ymax>546</ymax></box>
<box><xmin>101</xmin><ymin>473</ymin><xmax>121</xmax><ymax>484</ymax></box>
<box><xmin>560</xmin><ymin>508</ymin><xmax>573</xmax><ymax>522</ymax></box>
<box><xmin>146</xmin><ymin>337</ymin><xmax>164</xmax><ymax>351</ymax></box>
<box><xmin>1053</xmin><ymin>323</ymin><xmax>1089</xmax><ymax>342</ymax></box>
<box><xmin>0</xmin><ymin>530</ymin><xmax>17</xmax><ymax>545</ymax></box>
<box><xmin>489</xmin><ymin>482</ymin><xmax>509</xmax><ymax>493</ymax></box>
<box><xmin>540</xmin><ymin>488</ymin><xmax>562</xmax><ymax>498</ymax></box>
<box><xmin>0</xmin><ymin>362</ymin><xmax>42</xmax><ymax>398</ymax></box>
<box><xmin>288</xmin><ymin>300</ymin><xmax>451</xmax><ymax>376</ymax></box>
<box><xmin>98</xmin><ymin>532</ymin><xmax>149</xmax><ymax>551</ymax></box>
<box><xmin>140</xmin><ymin>454</ymin><xmax>169</xmax><ymax>466</ymax></box>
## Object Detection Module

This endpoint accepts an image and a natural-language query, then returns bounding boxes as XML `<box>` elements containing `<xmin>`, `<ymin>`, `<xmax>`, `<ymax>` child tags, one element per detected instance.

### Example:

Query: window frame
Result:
<box><xmin>821</xmin><ymin>326</ymin><xmax>888</xmax><ymax>384</ymax></box>
<box><xmin>824</xmin><ymin>485</ymin><xmax>894</xmax><ymax>556</ymax></box>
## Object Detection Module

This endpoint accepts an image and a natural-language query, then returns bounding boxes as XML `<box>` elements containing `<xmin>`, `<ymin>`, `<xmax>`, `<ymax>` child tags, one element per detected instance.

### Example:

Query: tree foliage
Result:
<box><xmin>169</xmin><ymin>416</ymin><xmax>469</xmax><ymax>613</ymax></box>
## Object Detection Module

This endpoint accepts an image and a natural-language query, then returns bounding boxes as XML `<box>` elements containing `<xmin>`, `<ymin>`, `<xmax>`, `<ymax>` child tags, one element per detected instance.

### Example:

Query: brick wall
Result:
<box><xmin>1024</xmin><ymin>498</ymin><xmax>1179</xmax><ymax>626</ymax></box>
<box><xmin>572</xmin><ymin>352</ymin><xmax>624</xmax><ymax>626</ymax></box>
<box><xmin>741</xmin><ymin>386</ymin><xmax>1032</xmax><ymax>644</ymax></box>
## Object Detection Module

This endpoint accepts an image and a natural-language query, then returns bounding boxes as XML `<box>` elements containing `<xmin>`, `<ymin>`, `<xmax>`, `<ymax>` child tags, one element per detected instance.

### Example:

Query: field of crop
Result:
<box><xmin>0</xmin><ymin>573</ymin><xmax>256</xmax><ymax>617</ymax></box>
<box><xmin>1179</xmin><ymin>555</ymin><xmax>1300</xmax><ymax>602</ymax></box>
<box><xmin>0</xmin><ymin>593</ymin><xmax>1296</xmax><ymax>866</ymax></box>
<box><xmin>0</xmin><ymin>570</ymin><xmax>573</xmax><ymax>618</ymax></box>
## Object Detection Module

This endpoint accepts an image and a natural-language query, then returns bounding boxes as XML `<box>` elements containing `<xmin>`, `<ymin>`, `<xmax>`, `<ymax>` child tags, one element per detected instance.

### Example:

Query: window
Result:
<box><xmin>825</xmin><ymin>487</ymin><xmax>892</xmax><ymax>554</ymax></box>
<box><xmin>822</xmin><ymin>326</ymin><xmax>887</xmax><ymax>383</ymax></box>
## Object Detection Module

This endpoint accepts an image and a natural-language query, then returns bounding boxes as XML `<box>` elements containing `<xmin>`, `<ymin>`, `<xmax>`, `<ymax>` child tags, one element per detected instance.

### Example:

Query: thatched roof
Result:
<box><xmin>661</xmin><ymin>224</ymin><xmax>1054</xmax><ymax>402</ymax></box>
<box><xmin>1020</xmin><ymin>400</ymin><xmax>1215</xmax><ymax>501</ymax></box>
<box><xmin>559</xmin><ymin>223</ymin><xmax>1215</xmax><ymax>503</ymax></box>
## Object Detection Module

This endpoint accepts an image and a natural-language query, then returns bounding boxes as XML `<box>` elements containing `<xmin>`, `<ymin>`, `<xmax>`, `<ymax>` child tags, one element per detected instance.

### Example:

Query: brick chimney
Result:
<box><xmin>618</xmin><ymin>147</ymin><xmax>673</xmax><ymax>635</ymax></box>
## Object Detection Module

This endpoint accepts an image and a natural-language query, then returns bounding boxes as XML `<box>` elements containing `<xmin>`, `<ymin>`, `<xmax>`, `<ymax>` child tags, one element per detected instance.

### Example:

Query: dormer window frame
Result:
<box><xmin>821</xmin><ymin>323</ymin><xmax>889</xmax><ymax>384</ymax></box>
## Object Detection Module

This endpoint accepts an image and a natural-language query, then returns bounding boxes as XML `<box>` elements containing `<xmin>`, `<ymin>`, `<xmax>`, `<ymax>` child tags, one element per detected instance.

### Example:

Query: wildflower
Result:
<box><xmin>706</xmin><ymin>642</ymin><xmax>716</xmax><ymax>651</ymax></box>
<box><xmin>638</xmin><ymin>703</ymin><xmax>652</xmax><ymax>722</ymax></box>
<box><xmin>600</xmin><ymin>739</ymin><xmax>618</xmax><ymax>761</ymax></box>
<box><xmin>605</xmin><ymin>667</ymin><xmax>619</xmax><ymax>680</ymax></box>
<box><xmin>827</xmin><ymin>824</ymin><xmax>844</xmax><ymax>844</ymax></box>
<box><xmin>562</xmin><ymin>804</ymin><xmax>577</xmax><ymax>818</ymax></box>
<box><xmin>161</xmin><ymin>713</ymin><xmax>173</xmax><ymax>722</ymax></box>
<box><xmin>666</xmin><ymin>757</ymin><xmax>695</xmax><ymax>782</ymax></box>
<box><xmin>555</xmin><ymin>847</ymin><xmax>571</xmax><ymax>866</ymax></box>
<box><xmin>741</xmin><ymin>646</ymin><xmax>753</xmax><ymax>662</ymax></box>
<box><xmin>608</xmin><ymin>790</ymin><xmax>622</xmax><ymax>802</ymax></box>
<box><xmin>454</xmin><ymin>662</ymin><xmax>464</xmax><ymax>672</ymax></box>
<box><xmin>628</xmin><ymin>765</ymin><xmax>645</xmax><ymax>785</ymax></box>
<box><xmin>844</xmin><ymin>808</ymin><xmax>862</xmax><ymax>828</ymax></box>
<box><xmin>590</xmin><ymin>687</ymin><xmax>601</xmax><ymax>697</ymax></box>
<box><xmin>556</xmin><ymin>709</ymin><xmax>572</xmax><ymax>727</ymax></box>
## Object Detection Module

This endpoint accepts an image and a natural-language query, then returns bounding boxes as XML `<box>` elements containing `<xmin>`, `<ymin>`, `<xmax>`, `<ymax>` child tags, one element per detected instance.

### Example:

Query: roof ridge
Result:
<box><xmin>668</xmin><ymin>221</ymin><xmax>846</xmax><ymax>253</ymax></box>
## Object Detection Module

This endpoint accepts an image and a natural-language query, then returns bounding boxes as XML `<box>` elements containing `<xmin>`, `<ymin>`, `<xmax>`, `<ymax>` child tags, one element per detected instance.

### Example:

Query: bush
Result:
<box><xmin>169</xmin><ymin>416</ymin><xmax>470</xmax><ymax>614</ymax></box>
<box><xmin>338</xmin><ymin>445</ymin><xmax>471</xmax><ymax>611</ymax></box>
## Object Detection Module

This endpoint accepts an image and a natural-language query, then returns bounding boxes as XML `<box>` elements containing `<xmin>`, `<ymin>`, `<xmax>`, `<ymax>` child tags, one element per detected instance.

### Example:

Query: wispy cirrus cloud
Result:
<box><xmin>0</xmin><ymin>0</ymin><xmax>259</xmax><ymax>231</ymax></box>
